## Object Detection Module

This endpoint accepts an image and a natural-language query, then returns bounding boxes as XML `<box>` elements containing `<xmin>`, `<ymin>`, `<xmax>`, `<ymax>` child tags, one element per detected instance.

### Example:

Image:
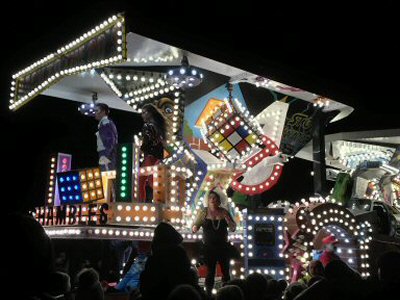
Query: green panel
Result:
<box><xmin>116</xmin><ymin>143</ymin><xmax>133</xmax><ymax>202</ymax></box>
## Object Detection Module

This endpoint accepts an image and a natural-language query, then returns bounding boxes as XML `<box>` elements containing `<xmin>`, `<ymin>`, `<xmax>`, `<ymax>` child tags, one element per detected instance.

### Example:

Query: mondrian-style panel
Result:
<box><xmin>116</xmin><ymin>143</ymin><xmax>133</xmax><ymax>202</ymax></box>
<box><xmin>202</xmin><ymin>101</ymin><xmax>263</xmax><ymax>162</ymax></box>
<box><xmin>57</xmin><ymin>168</ymin><xmax>103</xmax><ymax>205</ymax></box>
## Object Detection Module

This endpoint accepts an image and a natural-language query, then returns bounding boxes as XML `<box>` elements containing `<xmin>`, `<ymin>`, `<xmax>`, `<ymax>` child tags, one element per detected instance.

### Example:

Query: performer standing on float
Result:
<box><xmin>139</xmin><ymin>104</ymin><xmax>166</xmax><ymax>202</ymax></box>
<box><xmin>94</xmin><ymin>103</ymin><xmax>118</xmax><ymax>171</ymax></box>
<box><xmin>192</xmin><ymin>190</ymin><xmax>237</xmax><ymax>296</ymax></box>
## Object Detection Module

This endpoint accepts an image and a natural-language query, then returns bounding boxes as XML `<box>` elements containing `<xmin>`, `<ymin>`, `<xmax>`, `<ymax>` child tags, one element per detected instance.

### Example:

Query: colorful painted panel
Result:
<box><xmin>57</xmin><ymin>167</ymin><xmax>103</xmax><ymax>205</ymax></box>
<box><xmin>203</xmin><ymin>102</ymin><xmax>262</xmax><ymax>162</ymax></box>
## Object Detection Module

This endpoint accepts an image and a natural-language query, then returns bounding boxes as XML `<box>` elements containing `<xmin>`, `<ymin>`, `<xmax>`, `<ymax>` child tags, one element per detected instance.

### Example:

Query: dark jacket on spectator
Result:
<box><xmin>140</xmin><ymin>223</ymin><xmax>193</xmax><ymax>300</ymax></box>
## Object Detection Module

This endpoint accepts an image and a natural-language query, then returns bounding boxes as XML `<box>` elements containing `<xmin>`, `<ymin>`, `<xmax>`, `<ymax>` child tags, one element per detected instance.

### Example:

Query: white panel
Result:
<box><xmin>43</xmin><ymin>72</ymin><xmax>135</xmax><ymax>113</ymax></box>
<box><xmin>255</xmin><ymin>101</ymin><xmax>289</xmax><ymax>147</ymax></box>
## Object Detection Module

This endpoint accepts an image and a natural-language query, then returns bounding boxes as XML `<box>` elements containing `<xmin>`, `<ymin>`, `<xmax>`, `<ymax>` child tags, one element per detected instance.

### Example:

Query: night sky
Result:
<box><xmin>1</xmin><ymin>1</ymin><xmax>397</xmax><ymax>211</ymax></box>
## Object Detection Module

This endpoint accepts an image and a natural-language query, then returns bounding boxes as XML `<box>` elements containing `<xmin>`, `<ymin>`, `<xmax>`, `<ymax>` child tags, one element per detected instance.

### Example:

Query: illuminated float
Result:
<box><xmin>10</xmin><ymin>12</ymin><xmax>383</xmax><ymax>282</ymax></box>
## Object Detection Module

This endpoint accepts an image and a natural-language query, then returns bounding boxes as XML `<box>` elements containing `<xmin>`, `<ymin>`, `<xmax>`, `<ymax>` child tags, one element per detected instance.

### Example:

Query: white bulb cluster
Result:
<box><xmin>231</xmin><ymin>136</ymin><xmax>283</xmax><ymax>195</ymax></box>
<box><xmin>244</xmin><ymin>211</ymin><xmax>288</xmax><ymax>279</ymax></box>
<box><xmin>100</xmin><ymin>73</ymin><xmax>123</xmax><ymax>97</ymax></box>
<box><xmin>46</xmin><ymin>228</ymin><xmax>82</xmax><ymax>236</ymax></box>
<box><xmin>234</xmin><ymin>99</ymin><xmax>264</xmax><ymax>134</ymax></box>
<box><xmin>131</xmin><ymin>53</ymin><xmax>177</xmax><ymax>64</ymax></box>
<box><xmin>47</xmin><ymin>156</ymin><xmax>57</xmax><ymax>205</ymax></box>
<box><xmin>129</xmin><ymin>84</ymin><xmax>176</xmax><ymax>107</ymax></box>
<box><xmin>286</xmin><ymin>197</ymin><xmax>372</xmax><ymax>277</ymax></box>
<box><xmin>313</xmin><ymin>96</ymin><xmax>330</xmax><ymax>108</ymax></box>
<box><xmin>253</xmin><ymin>76</ymin><xmax>271</xmax><ymax>88</ymax></box>
<box><xmin>257</xmin><ymin>108</ymin><xmax>284</xmax><ymax>144</ymax></box>
<box><xmin>9</xmin><ymin>14</ymin><xmax>126</xmax><ymax>111</ymax></box>
<box><xmin>113</xmin><ymin>203</ymin><xmax>157</xmax><ymax>224</ymax></box>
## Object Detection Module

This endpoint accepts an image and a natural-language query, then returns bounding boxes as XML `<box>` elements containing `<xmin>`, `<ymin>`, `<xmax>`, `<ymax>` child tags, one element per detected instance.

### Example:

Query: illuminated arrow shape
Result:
<box><xmin>231</xmin><ymin>136</ymin><xmax>283</xmax><ymax>195</ymax></box>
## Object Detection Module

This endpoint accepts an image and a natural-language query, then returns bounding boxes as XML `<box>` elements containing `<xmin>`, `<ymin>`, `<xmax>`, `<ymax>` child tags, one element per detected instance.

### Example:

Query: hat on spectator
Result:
<box><xmin>322</xmin><ymin>234</ymin><xmax>339</xmax><ymax>245</ymax></box>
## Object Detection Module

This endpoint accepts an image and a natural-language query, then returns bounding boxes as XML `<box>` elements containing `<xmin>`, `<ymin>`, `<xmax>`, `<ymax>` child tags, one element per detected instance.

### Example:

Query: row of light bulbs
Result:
<box><xmin>10</xmin><ymin>15</ymin><xmax>125</xmax><ymax>111</ymax></box>
<box><xmin>288</xmin><ymin>197</ymin><xmax>373</xmax><ymax>277</ymax></box>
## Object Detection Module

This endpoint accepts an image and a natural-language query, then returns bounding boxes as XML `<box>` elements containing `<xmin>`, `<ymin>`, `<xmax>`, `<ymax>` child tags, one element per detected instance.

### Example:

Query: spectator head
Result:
<box><xmin>75</xmin><ymin>268</ymin><xmax>104</xmax><ymax>300</ymax></box>
<box><xmin>225</xmin><ymin>278</ymin><xmax>247</xmax><ymax>295</ymax></box>
<box><xmin>283</xmin><ymin>282</ymin><xmax>307</xmax><ymax>300</ymax></box>
<box><xmin>377</xmin><ymin>251</ymin><xmax>400</xmax><ymax>283</ymax></box>
<box><xmin>46</xmin><ymin>271</ymin><xmax>71</xmax><ymax>297</ymax></box>
<box><xmin>324</xmin><ymin>260</ymin><xmax>360</xmax><ymax>281</ymax></box>
<box><xmin>216</xmin><ymin>285</ymin><xmax>244</xmax><ymax>300</ymax></box>
<box><xmin>2</xmin><ymin>212</ymin><xmax>54</xmax><ymax>296</ymax></box>
<box><xmin>167</xmin><ymin>284</ymin><xmax>202</xmax><ymax>300</ymax></box>
<box><xmin>308</xmin><ymin>275</ymin><xmax>324</xmax><ymax>287</ymax></box>
<box><xmin>246</xmin><ymin>273</ymin><xmax>268</xmax><ymax>300</ymax></box>
<box><xmin>152</xmin><ymin>222</ymin><xmax>183</xmax><ymax>251</ymax></box>
<box><xmin>266</xmin><ymin>279</ymin><xmax>279</xmax><ymax>297</ymax></box>
<box><xmin>308</xmin><ymin>260</ymin><xmax>324</xmax><ymax>277</ymax></box>
<box><xmin>277</xmin><ymin>279</ymin><xmax>288</xmax><ymax>292</ymax></box>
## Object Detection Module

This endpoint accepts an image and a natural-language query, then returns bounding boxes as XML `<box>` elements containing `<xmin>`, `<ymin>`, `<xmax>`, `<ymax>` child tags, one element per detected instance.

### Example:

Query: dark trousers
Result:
<box><xmin>139</xmin><ymin>155</ymin><xmax>160</xmax><ymax>202</ymax></box>
<box><xmin>204</xmin><ymin>248</ymin><xmax>231</xmax><ymax>294</ymax></box>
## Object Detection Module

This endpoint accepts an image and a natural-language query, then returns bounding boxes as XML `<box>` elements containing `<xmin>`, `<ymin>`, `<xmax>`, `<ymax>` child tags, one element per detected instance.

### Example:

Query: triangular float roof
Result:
<box><xmin>9</xmin><ymin>13</ymin><xmax>353</xmax><ymax>123</ymax></box>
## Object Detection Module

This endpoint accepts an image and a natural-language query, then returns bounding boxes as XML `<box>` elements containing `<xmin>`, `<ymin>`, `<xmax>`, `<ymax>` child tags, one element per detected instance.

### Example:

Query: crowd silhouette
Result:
<box><xmin>3</xmin><ymin>210</ymin><xmax>400</xmax><ymax>300</ymax></box>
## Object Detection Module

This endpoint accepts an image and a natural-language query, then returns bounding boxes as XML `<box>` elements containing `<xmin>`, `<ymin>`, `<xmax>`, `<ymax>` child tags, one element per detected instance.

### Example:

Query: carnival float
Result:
<box><xmin>9</xmin><ymin>12</ymin><xmax>400</xmax><ymax>283</ymax></box>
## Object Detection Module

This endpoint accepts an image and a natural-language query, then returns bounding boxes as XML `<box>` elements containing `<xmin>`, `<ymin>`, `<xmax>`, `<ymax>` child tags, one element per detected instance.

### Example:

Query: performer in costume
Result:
<box><xmin>94</xmin><ymin>103</ymin><xmax>118</xmax><ymax>171</ymax></box>
<box><xmin>192</xmin><ymin>190</ymin><xmax>237</xmax><ymax>296</ymax></box>
<box><xmin>139</xmin><ymin>104</ymin><xmax>165</xmax><ymax>202</ymax></box>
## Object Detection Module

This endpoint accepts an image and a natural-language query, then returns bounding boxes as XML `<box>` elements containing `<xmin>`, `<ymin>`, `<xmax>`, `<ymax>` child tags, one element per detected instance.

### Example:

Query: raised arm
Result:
<box><xmin>192</xmin><ymin>209</ymin><xmax>207</xmax><ymax>233</ymax></box>
<box><xmin>223</xmin><ymin>208</ymin><xmax>236</xmax><ymax>232</ymax></box>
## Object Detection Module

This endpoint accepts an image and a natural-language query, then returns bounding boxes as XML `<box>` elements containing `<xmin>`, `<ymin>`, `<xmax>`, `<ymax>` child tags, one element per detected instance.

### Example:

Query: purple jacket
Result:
<box><xmin>96</xmin><ymin>116</ymin><xmax>118</xmax><ymax>169</ymax></box>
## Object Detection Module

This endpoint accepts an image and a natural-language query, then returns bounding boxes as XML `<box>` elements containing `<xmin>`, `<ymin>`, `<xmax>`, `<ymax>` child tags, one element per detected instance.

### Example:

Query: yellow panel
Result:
<box><xmin>93</xmin><ymin>168</ymin><xmax>101</xmax><ymax>179</ymax></box>
<box><xmin>79</xmin><ymin>171</ymin><xmax>86</xmax><ymax>181</ymax></box>
<box><xmin>211</xmin><ymin>131</ymin><xmax>224</xmax><ymax>143</ymax></box>
<box><xmin>195</xmin><ymin>98</ymin><xmax>225</xmax><ymax>128</ymax></box>
<box><xmin>89</xmin><ymin>191</ymin><xmax>97</xmax><ymax>201</ymax></box>
<box><xmin>245</xmin><ymin>134</ymin><xmax>258</xmax><ymax>145</ymax></box>
<box><xmin>219</xmin><ymin>139</ymin><xmax>233</xmax><ymax>151</ymax></box>
<box><xmin>86</xmin><ymin>170</ymin><xmax>94</xmax><ymax>180</ymax></box>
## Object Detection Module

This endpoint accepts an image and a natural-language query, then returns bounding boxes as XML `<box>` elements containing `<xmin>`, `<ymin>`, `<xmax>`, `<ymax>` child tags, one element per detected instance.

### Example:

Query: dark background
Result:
<box><xmin>1</xmin><ymin>0</ymin><xmax>397</xmax><ymax>211</ymax></box>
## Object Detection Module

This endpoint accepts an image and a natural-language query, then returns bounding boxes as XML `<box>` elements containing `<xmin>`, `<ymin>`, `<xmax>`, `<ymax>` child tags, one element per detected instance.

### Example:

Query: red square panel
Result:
<box><xmin>220</xmin><ymin>123</ymin><xmax>235</xmax><ymax>138</ymax></box>
<box><xmin>235</xmin><ymin>139</ymin><xmax>250</xmax><ymax>154</ymax></box>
